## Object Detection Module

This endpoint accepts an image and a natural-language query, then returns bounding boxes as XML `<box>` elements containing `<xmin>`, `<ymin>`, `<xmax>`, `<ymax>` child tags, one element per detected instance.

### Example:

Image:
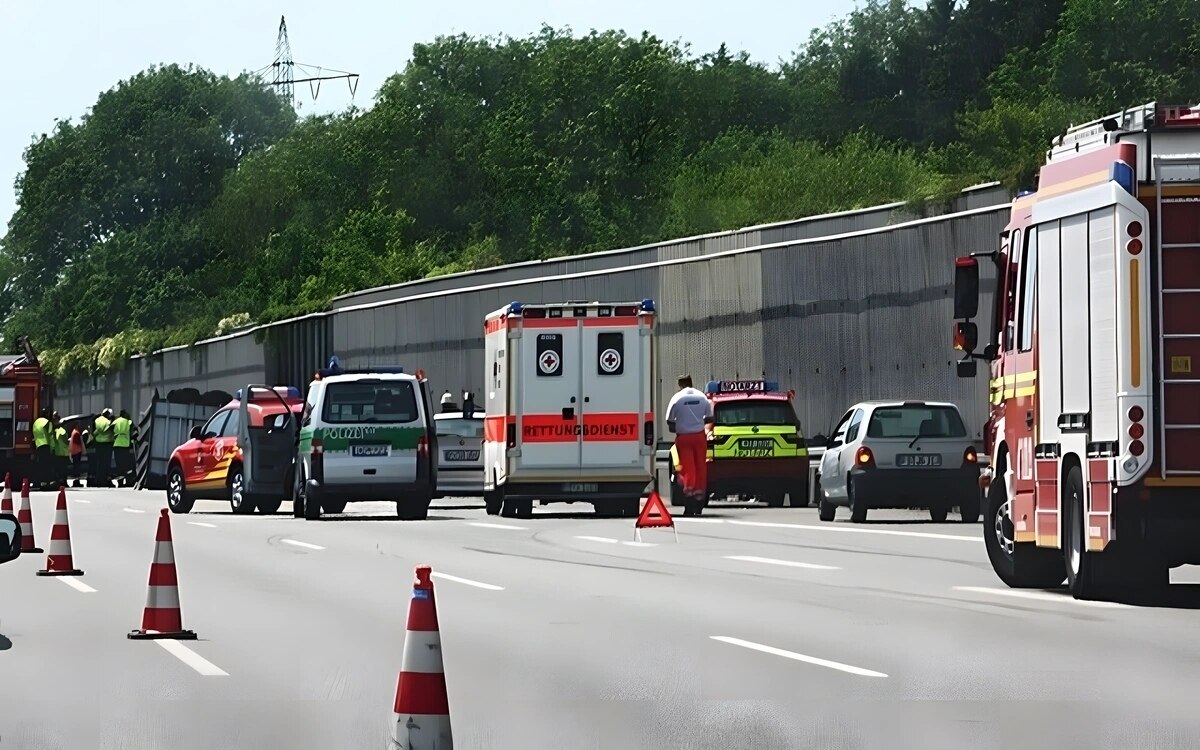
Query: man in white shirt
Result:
<box><xmin>666</xmin><ymin>375</ymin><xmax>714</xmax><ymax>505</ymax></box>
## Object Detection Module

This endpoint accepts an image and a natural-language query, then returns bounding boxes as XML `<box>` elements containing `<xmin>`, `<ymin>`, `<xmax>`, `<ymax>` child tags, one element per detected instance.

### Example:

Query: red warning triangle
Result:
<box><xmin>635</xmin><ymin>490</ymin><xmax>674</xmax><ymax>529</ymax></box>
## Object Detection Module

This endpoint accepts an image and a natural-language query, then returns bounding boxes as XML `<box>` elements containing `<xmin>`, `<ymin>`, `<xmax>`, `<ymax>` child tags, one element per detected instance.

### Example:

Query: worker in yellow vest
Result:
<box><xmin>51</xmin><ymin>413</ymin><xmax>71</xmax><ymax>489</ymax></box>
<box><xmin>32</xmin><ymin>408</ymin><xmax>53</xmax><ymax>489</ymax></box>
<box><xmin>112</xmin><ymin>410</ymin><xmax>135</xmax><ymax>488</ymax></box>
<box><xmin>92</xmin><ymin>408</ymin><xmax>115</xmax><ymax>488</ymax></box>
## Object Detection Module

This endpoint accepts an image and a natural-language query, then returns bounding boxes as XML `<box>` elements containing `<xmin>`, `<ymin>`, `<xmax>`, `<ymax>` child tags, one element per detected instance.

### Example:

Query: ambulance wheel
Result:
<box><xmin>257</xmin><ymin>496</ymin><xmax>283</xmax><ymax>515</ymax></box>
<box><xmin>788</xmin><ymin>479</ymin><xmax>809</xmax><ymax>508</ymax></box>
<box><xmin>229</xmin><ymin>465</ymin><xmax>256</xmax><ymax>515</ymax></box>
<box><xmin>984</xmin><ymin>471</ymin><xmax>1064</xmax><ymax>589</ymax></box>
<box><xmin>669</xmin><ymin>474</ymin><xmax>686</xmax><ymax>507</ymax></box>
<box><xmin>484</xmin><ymin>490</ymin><xmax>503</xmax><ymax>515</ymax></box>
<box><xmin>166</xmin><ymin>464</ymin><xmax>195</xmax><ymax>514</ymax></box>
<box><xmin>620</xmin><ymin>497</ymin><xmax>641</xmax><ymax>518</ymax></box>
<box><xmin>763</xmin><ymin>492</ymin><xmax>785</xmax><ymax>508</ymax></box>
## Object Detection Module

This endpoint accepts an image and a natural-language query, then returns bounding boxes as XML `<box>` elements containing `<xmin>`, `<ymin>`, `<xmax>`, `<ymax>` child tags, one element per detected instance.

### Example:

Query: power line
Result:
<box><xmin>254</xmin><ymin>15</ymin><xmax>359</xmax><ymax>109</ymax></box>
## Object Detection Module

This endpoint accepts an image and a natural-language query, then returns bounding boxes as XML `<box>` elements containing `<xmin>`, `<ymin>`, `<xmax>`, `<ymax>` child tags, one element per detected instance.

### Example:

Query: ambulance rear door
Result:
<box><xmin>580</xmin><ymin>311</ymin><xmax>652</xmax><ymax>474</ymax></box>
<box><xmin>516</xmin><ymin>317</ymin><xmax>582</xmax><ymax>473</ymax></box>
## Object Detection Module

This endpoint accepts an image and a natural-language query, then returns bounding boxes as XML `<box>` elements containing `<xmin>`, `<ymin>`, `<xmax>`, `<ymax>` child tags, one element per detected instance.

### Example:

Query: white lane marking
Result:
<box><xmin>711</xmin><ymin>636</ymin><xmax>888</xmax><ymax>678</ymax></box>
<box><xmin>122</xmin><ymin>507</ymin><xmax>145</xmax><ymax>514</ymax></box>
<box><xmin>468</xmin><ymin>522</ymin><xmax>528</xmax><ymax>531</ymax></box>
<box><xmin>724</xmin><ymin>555</ymin><xmax>840</xmax><ymax>571</ymax></box>
<box><xmin>430</xmin><ymin>572</ymin><xmax>505</xmax><ymax>591</ymax></box>
<box><xmin>280</xmin><ymin>539</ymin><xmax>325</xmax><ymax>551</ymax></box>
<box><xmin>57</xmin><ymin>577</ymin><xmax>97</xmax><ymax>593</ymax></box>
<box><xmin>952</xmin><ymin>586</ymin><xmax>1131</xmax><ymax>609</ymax></box>
<box><xmin>575</xmin><ymin>535</ymin><xmax>619</xmax><ymax>544</ymax></box>
<box><xmin>74</xmin><ymin>498</ymin><xmax>92</xmax><ymax>504</ymax></box>
<box><xmin>623</xmin><ymin>541</ymin><xmax>656</xmax><ymax>547</ymax></box>
<box><xmin>675</xmin><ymin>517</ymin><xmax>725</xmax><ymax>524</ymax></box>
<box><xmin>188</xmin><ymin>522</ymin><xmax>218</xmax><ymax>528</ymax></box>
<box><xmin>728</xmin><ymin>519</ymin><xmax>981</xmax><ymax>542</ymax></box>
<box><xmin>156</xmin><ymin>640</ymin><xmax>229</xmax><ymax>676</ymax></box>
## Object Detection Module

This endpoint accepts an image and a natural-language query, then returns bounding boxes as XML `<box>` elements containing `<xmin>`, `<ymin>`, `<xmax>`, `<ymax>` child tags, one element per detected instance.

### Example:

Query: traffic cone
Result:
<box><xmin>36</xmin><ymin>487</ymin><xmax>83</xmax><ymax>576</ymax></box>
<box><xmin>1</xmin><ymin>472</ymin><xmax>12</xmax><ymax>514</ymax></box>
<box><xmin>129</xmin><ymin>508</ymin><xmax>197</xmax><ymax>640</ymax></box>
<box><xmin>17</xmin><ymin>478</ymin><xmax>42</xmax><ymax>554</ymax></box>
<box><xmin>389</xmin><ymin>565</ymin><xmax>452</xmax><ymax>749</ymax></box>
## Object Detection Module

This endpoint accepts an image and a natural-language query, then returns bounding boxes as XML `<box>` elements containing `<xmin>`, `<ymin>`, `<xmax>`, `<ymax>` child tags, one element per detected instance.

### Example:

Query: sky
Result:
<box><xmin>0</xmin><ymin>0</ymin><xmax>863</xmax><ymax>231</ymax></box>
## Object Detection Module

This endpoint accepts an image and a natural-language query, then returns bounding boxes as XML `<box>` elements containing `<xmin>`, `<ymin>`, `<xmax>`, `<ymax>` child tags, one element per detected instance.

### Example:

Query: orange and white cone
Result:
<box><xmin>36</xmin><ymin>487</ymin><xmax>83</xmax><ymax>576</ymax></box>
<box><xmin>1</xmin><ymin>472</ymin><xmax>12</xmax><ymax>514</ymax></box>
<box><xmin>390</xmin><ymin>565</ymin><xmax>452</xmax><ymax>749</ymax></box>
<box><xmin>17</xmin><ymin>478</ymin><xmax>42</xmax><ymax>554</ymax></box>
<box><xmin>129</xmin><ymin>508</ymin><xmax>196</xmax><ymax>640</ymax></box>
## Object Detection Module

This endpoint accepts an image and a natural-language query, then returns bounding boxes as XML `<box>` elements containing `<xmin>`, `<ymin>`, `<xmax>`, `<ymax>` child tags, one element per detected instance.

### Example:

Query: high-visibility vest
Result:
<box><xmin>52</xmin><ymin>427</ymin><xmax>71</xmax><ymax>457</ymax></box>
<box><xmin>93</xmin><ymin>415</ymin><xmax>115</xmax><ymax>444</ymax></box>
<box><xmin>113</xmin><ymin>417</ymin><xmax>133</xmax><ymax>448</ymax></box>
<box><xmin>32</xmin><ymin>417</ymin><xmax>52</xmax><ymax>448</ymax></box>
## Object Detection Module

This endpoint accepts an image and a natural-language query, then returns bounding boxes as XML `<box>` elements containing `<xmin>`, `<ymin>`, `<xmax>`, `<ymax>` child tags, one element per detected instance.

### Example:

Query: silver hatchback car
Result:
<box><xmin>434</xmin><ymin>396</ymin><xmax>484</xmax><ymax>498</ymax></box>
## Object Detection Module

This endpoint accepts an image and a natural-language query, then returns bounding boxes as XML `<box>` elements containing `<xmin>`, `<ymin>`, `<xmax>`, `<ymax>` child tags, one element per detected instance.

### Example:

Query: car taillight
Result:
<box><xmin>311</xmin><ymin>437</ymin><xmax>323</xmax><ymax>454</ymax></box>
<box><xmin>1127</xmin><ymin>406</ymin><xmax>1145</xmax><ymax>457</ymax></box>
<box><xmin>418</xmin><ymin>434</ymin><xmax>428</xmax><ymax>457</ymax></box>
<box><xmin>963</xmin><ymin>446</ymin><xmax>978</xmax><ymax>465</ymax></box>
<box><xmin>1129</xmin><ymin>423</ymin><xmax>1145</xmax><ymax>440</ymax></box>
<box><xmin>643</xmin><ymin>420</ymin><xmax>654</xmax><ymax>447</ymax></box>
<box><xmin>1128</xmin><ymin>405</ymin><xmax>1144</xmax><ymax>422</ymax></box>
<box><xmin>1130</xmin><ymin>440</ymin><xmax>1145</xmax><ymax>457</ymax></box>
<box><xmin>506</xmin><ymin>423</ymin><xmax>517</xmax><ymax>449</ymax></box>
<box><xmin>855</xmin><ymin>446</ymin><xmax>875</xmax><ymax>469</ymax></box>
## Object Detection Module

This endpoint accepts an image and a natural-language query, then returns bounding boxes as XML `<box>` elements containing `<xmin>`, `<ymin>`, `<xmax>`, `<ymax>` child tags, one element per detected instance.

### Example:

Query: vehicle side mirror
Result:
<box><xmin>953</xmin><ymin>321</ymin><xmax>978</xmax><ymax>354</ymax></box>
<box><xmin>0</xmin><ymin>513</ymin><xmax>20</xmax><ymax>565</ymax></box>
<box><xmin>190</xmin><ymin>425</ymin><xmax>203</xmax><ymax>441</ymax></box>
<box><xmin>957</xmin><ymin>359</ymin><xmax>978</xmax><ymax>379</ymax></box>
<box><xmin>954</xmin><ymin>256</ymin><xmax>980</xmax><ymax>320</ymax></box>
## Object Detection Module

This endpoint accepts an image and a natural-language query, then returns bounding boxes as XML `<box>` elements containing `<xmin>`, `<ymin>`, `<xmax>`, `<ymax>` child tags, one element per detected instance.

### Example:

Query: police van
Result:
<box><xmin>669</xmin><ymin>379</ymin><xmax>810</xmax><ymax>514</ymax></box>
<box><xmin>482</xmin><ymin>300</ymin><xmax>657</xmax><ymax>519</ymax></box>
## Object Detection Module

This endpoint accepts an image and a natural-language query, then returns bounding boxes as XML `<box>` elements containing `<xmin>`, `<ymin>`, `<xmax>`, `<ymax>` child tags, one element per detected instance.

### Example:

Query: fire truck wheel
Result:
<box><xmin>848</xmin><ymin>477</ymin><xmax>868</xmax><ymax>523</ymax></box>
<box><xmin>166</xmin><ymin>465</ymin><xmax>195</xmax><ymax>514</ymax></box>
<box><xmin>257</xmin><ymin>496</ymin><xmax>283</xmax><ymax>515</ymax></box>
<box><xmin>229</xmin><ymin>466</ymin><xmax>257</xmax><ymax>515</ymax></box>
<box><xmin>763</xmin><ymin>492</ymin><xmax>785</xmax><ymax>508</ymax></box>
<box><xmin>984</xmin><ymin>472</ymin><xmax>1064</xmax><ymax>588</ymax></box>
<box><xmin>1064</xmin><ymin>465</ymin><xmax>1102</xmax><ymax>599</ymax></box>
<box><xmin>787</xmin><ymin>479</ymin><xmax>809</xmax><ymax>508</ymax></box>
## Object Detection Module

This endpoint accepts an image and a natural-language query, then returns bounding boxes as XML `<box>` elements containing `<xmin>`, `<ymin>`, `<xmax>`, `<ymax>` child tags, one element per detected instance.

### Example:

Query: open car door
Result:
<box><xmin>237</xmin><ymin>385</ymin><xmax>300</xmax><ymax>504</ymax></box>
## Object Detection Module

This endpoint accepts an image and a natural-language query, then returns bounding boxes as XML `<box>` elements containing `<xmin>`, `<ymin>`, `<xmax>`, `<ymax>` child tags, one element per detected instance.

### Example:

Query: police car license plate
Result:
<box><xmin>445</xmin><ymin>450</ymin><xmax>480</xmax><ymax>461</ymax></box>
<box><xmin>897</xmin><ymin>454</ymin><xmax>941</xmax><ymax>467</ymax></box>
<box><xmin>563</xmin><ymin>482</ymin><xmax>599</xmax><ymax>493</ymax></box>
<box><xmin>351</xmin><ymin>444</ymin><xmax>390</xmax><ymax>458</ymax></box>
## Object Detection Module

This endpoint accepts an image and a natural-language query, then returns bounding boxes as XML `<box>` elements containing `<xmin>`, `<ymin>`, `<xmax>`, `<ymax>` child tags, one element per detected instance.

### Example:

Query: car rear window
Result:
<box><xmin>714</xmin><ymin>400</ymin><xmax>798</xmax><ymax>427</ymax></box>
<box><xmin>321</xmin><ymin>380</ymin><xmax>419</xmax><ymax>424</ymax></box>
<box><xmin>866</xmin><ymin>405</ymin><xmax>967</xmax><ymax>439</ymax></box>
<box><xmin>436</xmin><ymin>418</ymin><xmax>484</xmax><ymax>439</ymax></box>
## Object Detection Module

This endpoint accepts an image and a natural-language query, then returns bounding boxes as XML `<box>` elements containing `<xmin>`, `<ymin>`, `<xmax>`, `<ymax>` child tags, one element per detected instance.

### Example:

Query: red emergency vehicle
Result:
<box><xmin>0</xmin><ymin>337</ymin><xmax>50</xmax><ymax>485</ymax></box>
<box><xmin>953</xmin><ymin>101</ymin><xmax>1200</xmax><ymax>599</ymax></box>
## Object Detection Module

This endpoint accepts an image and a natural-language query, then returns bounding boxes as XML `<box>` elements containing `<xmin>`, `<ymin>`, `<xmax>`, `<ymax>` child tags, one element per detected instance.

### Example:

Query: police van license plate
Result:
<box><xmin>445</xmin><ymin>450</ymin><xmax>480</xmax><ymax>461</ymax></box>
<box><xmin>351</xmin><ymin>444</ymin><xmax>390</xmax><ymax>458</ymax></box>
<box><xmin>896</xmin><ymin>454</ymin><xmax>941</xmax><ymax>467</ymax></box>
<box><xmin>563</xmin><ymin>482</ymin><xmax>599</xmax><ymax>493</ymax></box>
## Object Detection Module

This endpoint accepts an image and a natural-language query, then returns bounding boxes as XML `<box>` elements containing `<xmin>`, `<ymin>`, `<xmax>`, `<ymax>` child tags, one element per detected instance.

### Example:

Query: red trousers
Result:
<box><xmin>675</xmin><ymin>431</ymin><xmax>709</xmax><ymax>497</ymax></box>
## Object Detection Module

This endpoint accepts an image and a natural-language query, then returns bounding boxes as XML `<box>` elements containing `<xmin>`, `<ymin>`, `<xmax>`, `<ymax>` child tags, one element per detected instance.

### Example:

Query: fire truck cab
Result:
<box><xmin>953</xmin><ymin>101</ymin><xmax>1200</xmax><ymax>599</ymax></box>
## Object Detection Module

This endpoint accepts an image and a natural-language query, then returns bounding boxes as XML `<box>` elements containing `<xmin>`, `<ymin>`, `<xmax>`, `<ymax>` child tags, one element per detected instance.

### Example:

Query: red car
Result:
<box><xmin>167</xmin><ymin>386</ymin><xmax>303</xmax><ymax>515</ymax></box>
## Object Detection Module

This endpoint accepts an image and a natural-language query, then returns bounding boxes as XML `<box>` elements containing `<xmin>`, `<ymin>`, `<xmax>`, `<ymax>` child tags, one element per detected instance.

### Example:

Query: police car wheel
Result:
<box><xmin>763</xmin><ymin>492</ymin><xmax>785</xmax><ymax>508</ymax></box>
<box><xmin>292</xmin><ymin>465</ymin><xmax>306</xmax><ymax>518</ymax></box>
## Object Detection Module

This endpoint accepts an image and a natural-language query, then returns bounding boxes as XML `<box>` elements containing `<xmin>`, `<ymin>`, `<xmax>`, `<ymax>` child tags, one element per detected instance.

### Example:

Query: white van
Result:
<box><xmin>293</xmin><ymin>359</ymin><xmax>438</xmax><ymax>520</ymax></box>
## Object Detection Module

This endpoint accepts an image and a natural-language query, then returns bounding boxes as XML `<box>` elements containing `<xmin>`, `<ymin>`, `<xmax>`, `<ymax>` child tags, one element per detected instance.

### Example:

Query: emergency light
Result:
<box><xmin>235</xmin><ymin>386</ymin><xmax>301</xmax><ymax>401</ymax></box>
<box><xmin>704</xmin><ymin>379</ymin><xmax>778</xmax><ymax>395</ymax></box>
<box><xmin>317</xmin><ymin>354</ymin><xmax>406</xmax><ymax>379</ymax></box>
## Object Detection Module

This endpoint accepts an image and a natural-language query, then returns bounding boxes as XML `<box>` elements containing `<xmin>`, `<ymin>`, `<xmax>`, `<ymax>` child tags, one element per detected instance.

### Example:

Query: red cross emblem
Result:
<box><xmin>600</xmin><ymin>348</ymin><xmax>621</xmax><ymax>373</ymax></box>
<box><xmin>539</xmin><ymin>351</ymin><xmax>560</xmax><ymax>373</ymax></box>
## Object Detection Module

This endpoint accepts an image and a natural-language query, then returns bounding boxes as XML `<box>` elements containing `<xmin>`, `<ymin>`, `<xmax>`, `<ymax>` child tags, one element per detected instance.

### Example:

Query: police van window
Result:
<box><xmin>322</xmin><ymin>380</ymin><xmax>418</xmax><ymax>424</ymax></box>
<box><xmin>867</xmin><ymin>405</ymin><xmax>967</xmax><ymax>439</ymax></box>
<box><xmin>220</xmin><ymin>409</ymin><xmax>240</xmax><ymax>437</ymax></box>
<box><xmin>436</xmin><ymin>418</ymin><xmax>484</xmax><ymax>439</ymax></box>
<box><xmin>714</xmin><ymin>401</ymin><xmax>798</xmax><ymax>427</ymax></box>
<box><xmin>1017</xmin><ymin>228</ymin><xmax>1038</xmax><ymax>352</ymax></box>
<box><xmin>202</xmin><ymin>410</ymin><xmax>229</xmax><ymax>439</ymax></box>
<box><xmin>845</xmin><ymin>409</ymin><xmax>864</xmax><ymax>442</ymax></box>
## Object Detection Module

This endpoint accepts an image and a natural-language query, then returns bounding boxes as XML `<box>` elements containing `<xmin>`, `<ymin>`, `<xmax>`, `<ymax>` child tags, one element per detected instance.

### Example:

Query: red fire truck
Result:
<box><xmin>0</xmin><ymin>336</ymin><xmax>51</xmax><ymax>486</ymax></box>
<box><xmin>953</xmin><ymin>101</ymin><xmax>1200</xmax><ymax>600</ymax></box>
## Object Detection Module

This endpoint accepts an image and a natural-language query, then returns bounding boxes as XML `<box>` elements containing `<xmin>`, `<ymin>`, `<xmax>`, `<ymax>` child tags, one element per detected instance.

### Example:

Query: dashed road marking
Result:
<box><xmin>575</xmin><ymin>535</ymin><xmax>619</xmax><ymax>544</ymax></box>
<box><xmin>122</xmin><ymin>507</ymin><xmax>145</xmax><ymax>514</ymax></box>
<box><xmin>188</xmin><ymin>522</ymin><xmax>218</xmax><ymax>528</ymax></box>
<box><xmin>675</xmin><ymin>517</ymin><xmax>725</xmax><ymax>524</ymax></box>
<box><xmin>724</xmin><ymin>555</ymin><xmax>840</xmax><ymax>571</ymax></box>
<box><xmin>711</xmin><ymin>636</ymin><xmax>888</xmax><ymax>678</ymax></box>
<box><xmin>431</xmin><ymin>572</ymin><xmax>505</xmax><ymax>591</ymax></box>
<box><xmin>74</xmin><ymin>498</ymin><xmax>92</xmax><ymax>504</ymax></box>
<box><xmin>727</xmin><ymin>519</ymin><xmax>981</xmax><ymax>542</ymax></box>
<box><xmin>468</xmin><ymin>522</ymin><xmax>528</xmax><ymax>531</ymax></box>
<box><xmin>952</xmin><ymin>586</ymin><xmax>1130</xmax><ymax>609</ymax></box>
<box><xmin>156</xmin><ymin>640</ymin><xmax>229</xmax><ymax>677</ymax></box>
<box><xmin>623</xmin><ymin>541</ymin><xmax>656</xmax><ymax>547</ymax></box>
<box><xmin>57</xmin><ymin>577</ymin><xmax>96</xmax><ymax>593</ymax></box>
<box><xmin>280</xmin><ymin>539</ymin><xmax>325</xmax><ymax>551</ymax></box>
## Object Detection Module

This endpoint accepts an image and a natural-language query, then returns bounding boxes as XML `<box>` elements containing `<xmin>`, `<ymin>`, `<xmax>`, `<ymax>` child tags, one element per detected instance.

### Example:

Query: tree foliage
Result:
<box><xmin>3</xmin><ymin>1</ymin><xmax>1197</xmax><ymax>373</ymax></box>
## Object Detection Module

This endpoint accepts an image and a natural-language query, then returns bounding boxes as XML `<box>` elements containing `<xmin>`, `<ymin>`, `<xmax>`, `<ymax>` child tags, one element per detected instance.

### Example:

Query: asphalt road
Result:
<box><xmin>4</xmin><ymin>488</ymin><xmax>1200</xmax><ymax>749</ymax></box>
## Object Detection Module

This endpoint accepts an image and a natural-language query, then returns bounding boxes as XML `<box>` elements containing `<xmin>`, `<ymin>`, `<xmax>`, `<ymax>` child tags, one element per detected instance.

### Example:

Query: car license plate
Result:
<box><xmin>738</xmin><ymin>438</ymin><xmax>774</xmax><ymax>451</ymax></box>
<box><xmin>351</xmin><ymin>444</ymin><xmax>390</xmax><ymax>458</ymax></box>
<box><xmin>896</xmin><ymin>453</ymin><xmax>941</xmax><ymax>467</ymax></box>
<box><xmin>444</xmin><ymin>450</ymin><xmax>480</xmax><ymax>461</ymax></box>
<box><xmin>563</xmin><ymin>482</ymin><xmax>599</xmax><ymax>493</ymax></box>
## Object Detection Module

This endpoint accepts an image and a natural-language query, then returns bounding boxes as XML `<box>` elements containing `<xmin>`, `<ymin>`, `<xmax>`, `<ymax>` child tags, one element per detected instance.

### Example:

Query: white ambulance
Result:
<box><xmin>482</xmin><ymin>300</ymin><xmax>657</xmax><ymax>519</ymax></box>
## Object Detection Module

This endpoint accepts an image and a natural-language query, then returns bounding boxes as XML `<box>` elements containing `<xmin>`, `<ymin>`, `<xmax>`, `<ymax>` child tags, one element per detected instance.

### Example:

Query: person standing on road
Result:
<box><xmin>112</xmin><ymin>409</ymin><xmax>135</xmax><ymax>487</ymax></box>
<box><xmin>68</xmin><ymin>425</ymin><xmax>85</xmax><ymax>488</ymax></box>
<box><xmin>51</xmin><ymin>413</ymin><xmax>70</xmax><ymax>489</ymax></box>
<box><xmin>32</xmin><ymin>408</ymin><xmax>53</xmax><ymax>489</ymax></box>
<box><xmin>92</xmin><ymin>408</ymin><xmax>115</xmax><ymax>488</ymax></box>
<box><xmin>665</xmin><ymin>375</ymin><xmax>714</xmax><ymax>507</ymax></box>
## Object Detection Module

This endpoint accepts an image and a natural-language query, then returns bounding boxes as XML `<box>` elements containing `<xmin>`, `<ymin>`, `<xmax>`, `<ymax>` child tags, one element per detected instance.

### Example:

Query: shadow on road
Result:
<box><xmin>1111</xmin><ymin>583</ymin><xmax>1200</xmax><ymax>610</ymax></box>
<box><xmin>0</xmin><ymin>633</ymin><xmax>11</xmax><ymax>651</ymax></box>
<box><xmin>308</xmin><ymin>514</ymin><xmax>467</xmax><ymax>523</ymax></box>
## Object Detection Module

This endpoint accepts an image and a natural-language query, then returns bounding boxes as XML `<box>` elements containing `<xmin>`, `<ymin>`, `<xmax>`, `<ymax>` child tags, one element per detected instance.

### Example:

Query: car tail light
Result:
<box><xmin>506</xmin><ymin>423</ymin><xmax>517</xmax><ymax>449</ymax></box>
<box><xmin>1130</xmin><ymin>440</ymin><xmax>1145</xmax><ymax>457</ymax></box>
<box><xmin>963</xmin><ymin>446</ymin><xmax>978</xmax><ymax>465</ymax></box>
<box><xmin>1129</xmin><ymin>423</ymin><xmax>1145</xmax><ymax>440</ymax></box>
<box><xmin>1127</xmin><ymin>238</ymin><xmax>1143</xmax><ymax>255</ymax></box>
<box><xmin>311</xmin><ymin>437</ymin><xmax>323</xmax><ymax>454</ymax></box>
<box><xmin>855</xmin><ymin>446</ymin><xmax>875</xmax><ymax>469</ymax></box>
<box><xmin>643</xmin><ymin>420</ymin><xmax>654</xmax><ymax>447</ymax></box>
<box><xmin>418</xmin><ymin>434</ymin><xmax>428</xmax><ymax>458</ymax></box>
<box><xmin>1127</xmin><ymin>221</ymin><xmax>1143</xmax><ymax>238</ymax></box>
<box><xmin>1128</xmin><ymin>405</ymin><xmax>1144</xmax><ymax>422</ymax></box>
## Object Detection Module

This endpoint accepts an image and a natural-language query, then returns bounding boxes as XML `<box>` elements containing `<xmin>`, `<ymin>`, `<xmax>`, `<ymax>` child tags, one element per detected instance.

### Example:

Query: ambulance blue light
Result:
<box><xmin>1111</xmin><ymin>160</ymin><xmax>1135</xmax><ymax>196</ymax></box>
<box><xmin>508</xmin><ymin>301</ymin><xmax>524</xmax><ymax>315</ymax></box>
<box><xmin>641</xmin><ymin>299</ymin><xmax>655</xmax><ymax>312</ymax></box>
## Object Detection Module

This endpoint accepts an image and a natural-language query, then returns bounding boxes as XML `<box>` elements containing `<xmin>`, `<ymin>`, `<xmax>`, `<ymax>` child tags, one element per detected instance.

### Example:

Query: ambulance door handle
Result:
<box><xmin>570</xmin><ymin>397</ymin><xmax>576</xmax><ymax>403</ymax></box>
<box><xmin>584</xmin><ymin>397</ymin><xmax>590</xmax><ymax>403</ymax></box>
<box><xmin>562</xmin><ymin>407</ymin><xmax>574</xmax><ymax>420</ymax></box>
